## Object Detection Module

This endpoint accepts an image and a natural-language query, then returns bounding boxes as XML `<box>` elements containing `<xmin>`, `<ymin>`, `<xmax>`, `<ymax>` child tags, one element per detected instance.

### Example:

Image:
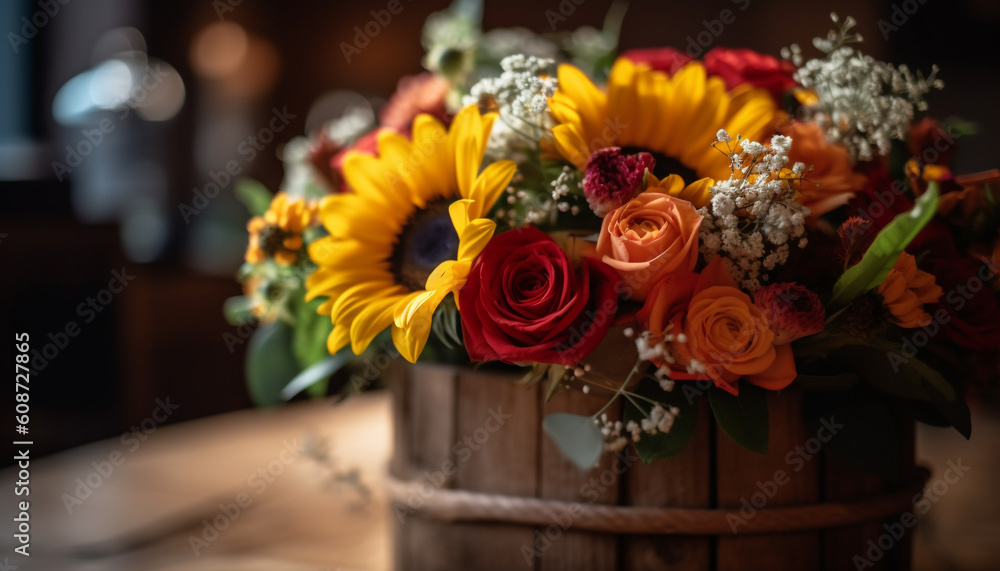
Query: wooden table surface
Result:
<box><xmin>1</xmin><ymin>392</ymin><xmax>998</xmax><ymax>570</ymax></box>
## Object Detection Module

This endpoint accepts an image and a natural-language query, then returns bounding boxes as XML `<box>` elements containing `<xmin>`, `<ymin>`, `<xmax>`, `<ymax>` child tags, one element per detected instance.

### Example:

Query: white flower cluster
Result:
<box><xmin>699</xmin><ymin>131</ymin><xmax>810</xmax><ymax>291</ymax></box>
<box><xmin>598</xmin><ymin>404</ymin><xmax>680</xmax><ymax>453</ymax></box>
<box><xmin>464</xmin><ymin>54</ymin><xmax>557</xmax><ymax>160</ymax></box>
<box><xmin>784</xmin><ymin>13</ymin><xmax>943</xmax><ymax>162</ymax></box>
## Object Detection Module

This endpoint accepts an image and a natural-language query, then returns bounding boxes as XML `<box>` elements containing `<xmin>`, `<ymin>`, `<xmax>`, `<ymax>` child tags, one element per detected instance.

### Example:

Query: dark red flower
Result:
<box><xmin>703</xmin><ymin>47</ymin><xmax>797</xmax><ymax>100</ymax></box>
<box><xmin>621</xmin><ymin>47</ymin><xmax>693</xmax><ymax>75</ymax></box>
<box><xmin>582</xmin><ymin>147</ymin><xmax>655</xmax><ymax>216</ymax></box>
<box><xmin>459</xmin><ymin>227</ymin><xmax>622</xmax><ymax>366</ymax></box>
<box><xmin>908</xmin><ymin>118</ymin><xmax>956</xmax><ymax>166</ymax></box>
<box><xmin>753</xmin><ymin>283</ymin><xmax>825</xmax><ymax>345</ymax></box>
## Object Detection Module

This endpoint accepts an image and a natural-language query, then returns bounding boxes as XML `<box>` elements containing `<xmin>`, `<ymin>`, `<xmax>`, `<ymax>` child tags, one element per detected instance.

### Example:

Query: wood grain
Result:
<box><xmin>537</xmin><ymin>384</ymin><xmax>621</xmax><ymax>571</ymax></box>
<box><xmin>716</xmin><ymin>390</ymin><xmax>821</xmax><ymax>571</ymax></box>
<box><xmin>623</xmin><ymin>396</ymin><xmax>713</xmax><ymax>571</ymax></box>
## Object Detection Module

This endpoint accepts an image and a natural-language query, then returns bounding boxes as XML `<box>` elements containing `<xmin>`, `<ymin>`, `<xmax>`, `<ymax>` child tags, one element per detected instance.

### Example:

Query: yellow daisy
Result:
<box><xmin>245</xmin><ymin>192</ymin><xmax>317</xmax><ymax>266</ymax></box>
<box><xmin>306</xmin><ymin>106</ymin><xmax>516</xmax><ymax>363</ymax></box>
<box><xmin>549</xmin><ymin>57</ymin><xmax>780</xmax><ymax>194</ymax></box>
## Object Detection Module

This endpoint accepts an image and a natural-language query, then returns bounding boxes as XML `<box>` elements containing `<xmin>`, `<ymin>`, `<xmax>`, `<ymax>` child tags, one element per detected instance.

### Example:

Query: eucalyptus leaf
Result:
<box><xmin>246</xmin><ymin>321</ymin><xmax>300</xmax><ymax>407</ymax></box>
<box><xmin>623</xmin><ymin>379</ymin><xmax>699</xmax><ymax>463</ymax></box>
<box><xmin>235</xmin><ymin>178</ymin><xmax>274</xmax><ymax>217</ymax></box>
<box><xmin>828</xmin><ymin>183</ymin><xmax>940</xmax><ymax>311</ymax></box>
<box><xmin>281</xmin><ymin>349</ymin><xmax>353</xmax><ymax>400</ymax></box>
<box><xmin>543</xmin><ymin>413</ymin><xmax>604</xmax><ymax>471</ymax></box>
<box><xmin>709</xmin><ymin>385</ymin><xmax>769</xmax><ymax>453</ymax></box>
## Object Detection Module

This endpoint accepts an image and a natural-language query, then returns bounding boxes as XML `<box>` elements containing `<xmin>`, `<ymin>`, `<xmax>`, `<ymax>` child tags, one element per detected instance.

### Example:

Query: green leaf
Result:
<box><xmin>223</xmin><ymin>296</ymin><xmax>257</xmax><ymax>325</ymax></box>
<box><xmin>281</xmin><ymin>349</ymin><xmax>353</xmax><ymax>400</ymax></box>
<box><xmin>828</xmin><ymin>183</ymin><xmax>940</xmax><ymax>311</ymax></box>
<box><xmin>623</xmin><ymin>378</ymin><xmax>699</xmax><ymax>463</ymax></box>
<box><xmin>246</xmin><ymin>321</ymin><xmax>300</xmax><ymax>407</ymax></box>
<box><xmin>795</xmin><ymin>373</ymin><xmax>860</xmax><ymax>392</ymax></box>
<box><xmin>291</xmin><ymin>292</ymin><xmax>334</xmax><ymax>369</ymax></box>
<box><xmin>545</xmin><ymin>365</ymin><xmax>568</xmax><ymax>403</ymax></box>
<box><xmin>804</xmin><ymin>390</ymin><xmax>901</xmax><ymax>477</ymax></box>
<box><xmin>709</xmin><ymin>384</ymin><xmax>769</xmax><ymax>453</ymax></box>
<box><xmin>543</xmin><ymin>413</ymin><xmax>604</xmax><ymax>471</ymax></box>
<box><xmin>235</xmin><ymin>178</ymin><xmax>274</xmax><ymax>216</ymax></box>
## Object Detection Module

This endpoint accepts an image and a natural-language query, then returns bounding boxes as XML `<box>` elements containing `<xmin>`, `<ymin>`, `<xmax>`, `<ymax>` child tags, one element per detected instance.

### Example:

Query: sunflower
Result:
<box><xmin>306</xmin><ymin>106</ymin><xmax>516</xmax><ymax>363</ymax></box>
<box><xmin>245</xmin><ymin>192</ymin><xmax>318</xmax><ymax>266</ymax></box>
<box><xmin>549</xmin><ymin>57</ymin><xmax>780</xmax><ymax>193</ymax></box>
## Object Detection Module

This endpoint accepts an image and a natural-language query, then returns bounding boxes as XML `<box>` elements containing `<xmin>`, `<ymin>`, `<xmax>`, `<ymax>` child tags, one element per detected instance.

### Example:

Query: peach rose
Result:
<box><xmin>638</xmin><ymin>257</ymin><xmax>796</xmax><ymax>395</ymax></box>
<box><xmin>596</xmin><ymin>191</ymin><xmax>702</xmax><ymax>301</ymax></box>
<box><xmin>782</xmin><ymin>121</ymin><xmax>867</xmax><ymax>217</ymax></box>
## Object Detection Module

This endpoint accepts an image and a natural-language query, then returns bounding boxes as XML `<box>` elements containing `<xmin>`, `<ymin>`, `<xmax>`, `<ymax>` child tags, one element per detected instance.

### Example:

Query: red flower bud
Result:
<box><xmin>753</xmin><ymin>283</ymin><xmax>825</xmax><ymax>345</ymax></box>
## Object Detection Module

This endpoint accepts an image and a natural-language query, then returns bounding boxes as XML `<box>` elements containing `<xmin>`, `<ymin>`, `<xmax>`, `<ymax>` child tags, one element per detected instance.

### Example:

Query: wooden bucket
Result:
<box><xmin>388</xmin><ymin>362</ymin><xmax>926</xmax><ymax>571</ymax></box>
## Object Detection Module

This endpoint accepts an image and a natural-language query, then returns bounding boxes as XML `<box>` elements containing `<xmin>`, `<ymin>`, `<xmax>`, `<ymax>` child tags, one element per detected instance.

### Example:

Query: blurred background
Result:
<box><xmin>0</xmin><ymin>0</ymin><xmax>999</xmax><ymax>568</ymax></box>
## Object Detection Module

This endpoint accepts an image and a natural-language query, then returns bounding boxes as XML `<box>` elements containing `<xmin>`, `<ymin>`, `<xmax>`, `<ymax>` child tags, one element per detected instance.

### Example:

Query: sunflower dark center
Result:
<box><xmin>391</xmin><ymin>199</ymin><xmax>460</xmax><ymax>291</ymax></box>
<box><xmin>620</xmin><ymin>146</ymin><xmax>699</xmax><ymax>183</ymax></box>
<box><xmin>258</xmin><ymin>224</ymin><xmax>293</xmax><ymax>255</ymax></box>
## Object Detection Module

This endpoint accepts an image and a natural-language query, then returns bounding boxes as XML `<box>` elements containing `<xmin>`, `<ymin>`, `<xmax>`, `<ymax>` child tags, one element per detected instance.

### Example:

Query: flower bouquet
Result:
<box><xmin>225</xmin><ymin>4</ymin><xmax>997</xmax><ymax>569</ymax></box>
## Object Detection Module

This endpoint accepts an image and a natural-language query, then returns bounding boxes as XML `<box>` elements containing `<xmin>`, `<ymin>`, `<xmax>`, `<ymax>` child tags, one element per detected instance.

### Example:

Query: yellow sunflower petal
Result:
<box><xmin>468</xmin><ymin>160</ymin><xmax>517</xmax><ymax>215</ymax></box>
<box><xmin>456</xmin><ymin>219</ymin><xmax>496</xmax><ymax>262</ymax></box>
<box><xmin>351</xmin><ymin>295</ymin><xmax>406</xmax><ymax>355</ymax></box>
<box><xmin>392</xmin><ymin>288</ymin><xmax>449</xmax><ymax>363</ymax></box>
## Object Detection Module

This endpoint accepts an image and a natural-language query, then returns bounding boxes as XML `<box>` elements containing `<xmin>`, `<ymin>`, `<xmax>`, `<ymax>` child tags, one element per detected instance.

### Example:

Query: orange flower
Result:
<box><xmin>782</xmin><ymin>121</ymin><xmax>867</xmax><ymax>217</ymax></box>
<box><xmin>638</xmin><ymin>257</ymin><xmax>797</xmax><ymax>395</ymax></box>
<box><xmin>595</xmin><ymin>188</ymin><xmax>703</xmax><ymax>302</ymax></box>
<box><xmin>245</xmin><ymin>193</ymin><xmax>318</xmax><ymax>266</ymax></box>
<box><xmin>876</xmin><ymin>252</ymin><xmax>943</xmax><ymax>328</ymax></box>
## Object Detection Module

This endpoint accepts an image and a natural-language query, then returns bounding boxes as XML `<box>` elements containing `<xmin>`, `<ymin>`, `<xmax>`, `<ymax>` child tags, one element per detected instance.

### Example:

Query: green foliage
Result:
<box><xmin>281</xmin><ymin>349</ymin><xmax>353</xmax><ymax>401</ymax></box>
<box><xmin>709</xmin><ymin>384</ymin><xmax>769</xmax><ymax>453</ymax></box>
<box><xmin>223</xmin><ymin>295</ymin><xmax>257</xmax><ymax>326</ymax></box>
<box><xmin>828</xmin><ymin>183</ymin><xmax>940</xmax><ymax>311</ymax></box>
<box><xmin>543</xmin><ymin>413</ymin><xmax>604</xmax><ymax>471</ymax></box>
<box><xmin>623</xmin><ymin>378</ymin><xmax>699</xmax><ymax>463</ymax></box>
<box><xmin>235</xmin><ymin>178</ymin><xmax>274</xmax><ymax>217</ymax></box>
<box><xmin>804</xmin><ymin>389</ymin><xmax>902</xmax><ymax>477</ymax></box>
<box><xmin>245</xmin><ymin>321</ymin><xmax>300</xmax><ymax>407</ymax></box>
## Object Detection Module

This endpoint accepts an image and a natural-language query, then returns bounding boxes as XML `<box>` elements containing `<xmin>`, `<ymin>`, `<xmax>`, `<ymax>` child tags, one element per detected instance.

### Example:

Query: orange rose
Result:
<box><xmin>596</xmin><ymin>191</ymin><xmax>702</xmax><ymax>302</ymax></box>
<box><xmin>638</xmin><ymin>257</ymin><xmax>796</xmax><ymax>395</ymax></box>
<box><xmin>782</xmin><ymin>121</ymin><xmax>867</xmax><ymax>217</ymax></box>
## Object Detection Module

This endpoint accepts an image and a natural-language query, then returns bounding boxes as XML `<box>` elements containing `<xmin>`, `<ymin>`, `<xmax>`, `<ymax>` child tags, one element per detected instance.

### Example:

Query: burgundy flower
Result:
<box><xmin>703</xmin><ymin>47</ymin><xmax>797</xmax><ymax>100</ymax></box>
<box><xmin>459</xmin><ymin>227</ymin><xmax>622</xmax><ymax>366</ymax></box>
<box><xmin>753</xmin><ymin>283</ymin><xmax>825</xmax><ymax>345</ymax></box>
<box><xmin>582</xmin><ymin>147</ymin><xmax>655</xmax><ymax>216</ymax></box>
<box><xmin>621</xmin><ymin>47</ymin><xmax>693</xmax><ymax>75</ymax></box>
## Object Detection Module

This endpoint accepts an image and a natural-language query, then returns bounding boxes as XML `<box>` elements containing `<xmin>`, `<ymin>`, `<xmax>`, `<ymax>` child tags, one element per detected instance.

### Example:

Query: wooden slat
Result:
<box><xmin>623</xmin><ymin>396</ymin><xmax>712</xmax><ymax>571</ymax></box>
<box><xmin>394</xmin><ymin>363</ymin><xmax>459</xmax><ymax>571</ymax></box>
<box><xmin>537</xmin><ymin>384</ymin><xmax>621</xmax><ymax>571</ymax></box>
<box><xmin>453</xmin><ymin>367</ymin><xmax>540</xmax><ymax>569</ymax></box>
<box><xmin>716</xmin><ymin>390</ymin><xmax>821</xmax><ymax>571</ymax></box>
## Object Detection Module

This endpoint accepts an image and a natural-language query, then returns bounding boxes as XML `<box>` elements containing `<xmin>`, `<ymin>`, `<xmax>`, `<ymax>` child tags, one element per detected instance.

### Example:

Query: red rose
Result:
<box><xmin>459</xmin><ymin>227</ymin><xmax>622</xmax><ymax>366</ymax></box>
<box><xmin>620</xmin><ymin>48</ymin><xmax>693</xmax><ymax>75</ymax></box>
<box><xmin>703</xmin><ymin>47</ymin><xmax>797</xmax><ymax>100</ymax></box>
